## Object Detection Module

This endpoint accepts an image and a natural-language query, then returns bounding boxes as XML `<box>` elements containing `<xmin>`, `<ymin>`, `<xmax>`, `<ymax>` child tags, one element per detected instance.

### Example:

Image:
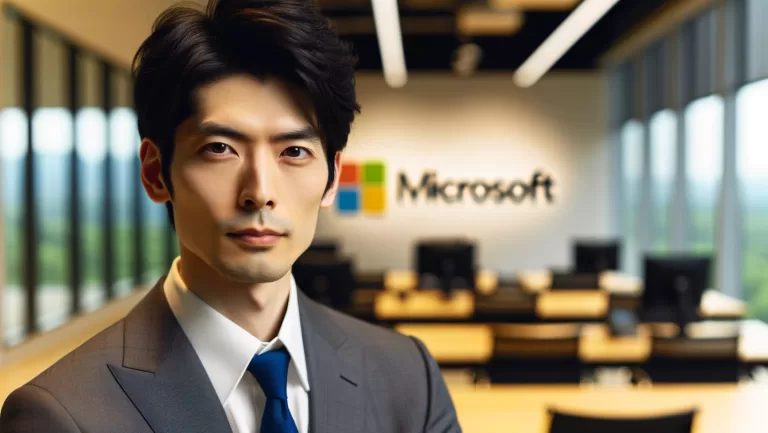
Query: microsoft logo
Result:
<box><xmin>337</xmin><ymin>161</ymin><xmax>386</xmax><ymax>215</ymax></box>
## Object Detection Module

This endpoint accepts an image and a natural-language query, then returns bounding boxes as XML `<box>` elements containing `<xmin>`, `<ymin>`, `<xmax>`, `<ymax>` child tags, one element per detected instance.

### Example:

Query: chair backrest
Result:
<box><xmin>487</xmin><ymin>324</ymin><xmax>584</xmax><ymax>384</ymax></box>
<box><xmin>646</xmin><ymin>328</ymin><xmax>741</xmax><ymax>383</ymax></box>
<box><xmin>652</xmin><ymin>336</ymin><xmax>739</xmax><ymax>359</ymax></box>
<box><xmin>551</xmin><ymin>272</ymin><xmax>601</xmax><ymax>290</ymax></box>
<box><xmin>548</xmin><ymin>408</ymin><xmax>696</xmax><ymax>433</ymax></box>
<box><xmin>492</xmin><ymin>323</ymin><xmax>581</xmax><ymax>359</ymax></box>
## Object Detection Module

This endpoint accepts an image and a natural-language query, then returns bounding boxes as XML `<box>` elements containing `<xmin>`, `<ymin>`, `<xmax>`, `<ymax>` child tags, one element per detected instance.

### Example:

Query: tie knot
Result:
<box><xmin>247</xmin><ymin>347</ymin><xmax>291</xmax><ymax>399</ymax></box>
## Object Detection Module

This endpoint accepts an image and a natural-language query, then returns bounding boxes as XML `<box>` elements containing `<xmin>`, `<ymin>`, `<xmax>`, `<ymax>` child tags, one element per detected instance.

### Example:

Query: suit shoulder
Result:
<box><xmin>0</xmin><ymin>383</ymin><xmax>82</xmax><ymax>432</ymax></box>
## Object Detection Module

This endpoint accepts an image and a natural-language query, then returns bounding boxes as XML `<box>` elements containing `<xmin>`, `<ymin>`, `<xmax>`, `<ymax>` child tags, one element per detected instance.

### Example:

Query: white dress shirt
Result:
<box><xmin>164</xmin><ymin>257</ymin><xmax>310</xmax><ymax>433</ymax></box>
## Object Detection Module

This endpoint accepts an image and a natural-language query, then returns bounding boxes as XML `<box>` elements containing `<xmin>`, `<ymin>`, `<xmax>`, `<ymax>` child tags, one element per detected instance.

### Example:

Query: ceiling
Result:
<box><xmin>318</xmin><ymin>0</ymin><xmax>672</xmax><ymax>72</ymax></box>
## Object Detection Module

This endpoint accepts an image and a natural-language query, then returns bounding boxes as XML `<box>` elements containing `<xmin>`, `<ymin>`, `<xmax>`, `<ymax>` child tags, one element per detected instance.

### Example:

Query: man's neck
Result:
<box><xmin>176</xmin><ymin>253</ymin><xmax>292</xmax><ymax>342</ymax></box>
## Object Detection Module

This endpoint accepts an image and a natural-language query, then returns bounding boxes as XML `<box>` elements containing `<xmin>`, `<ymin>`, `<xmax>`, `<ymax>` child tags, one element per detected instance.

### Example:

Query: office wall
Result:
<box><xmin>316</xmin><ymin>73</ymin><xmax>613</xmax><ymax>276</ymax></box>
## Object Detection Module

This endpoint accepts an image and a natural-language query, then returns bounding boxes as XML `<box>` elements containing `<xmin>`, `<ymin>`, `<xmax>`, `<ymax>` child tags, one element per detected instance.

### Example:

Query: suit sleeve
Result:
<box><xmin>410</xmin><ymin>336</ymin><xmax>463</xmax><ymax>433</ymax></box>
<box><xmin>0</xmin><ymin>384</ymin><xmax>82</xmax><ymax>433</ymax></box>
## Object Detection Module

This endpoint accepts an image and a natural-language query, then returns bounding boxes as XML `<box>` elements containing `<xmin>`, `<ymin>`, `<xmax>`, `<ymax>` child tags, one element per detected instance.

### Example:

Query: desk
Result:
<box><xmin>383</xmin><ymin>269</ymin><xmax>498</xmax><ymax>294</ymax></box>
<box><xmin>375</xmin><ymin>290</ymin><xmax>475</xmax><ymax>320</ymax></box>
<box><xmin>449</xmin><ymin>383</ymin><xmax>768</xmax><ymax>433</ymax></box>
<box><xmin>397</xmin><ymin>324</ymin><xmax>493</xmax><ymax>363</ymax></box>
<box><xmin>383</xmin><ymin>270</ymin><xmax>746</xmax><ymax>321</ymax></box>
<box><xmin>580</xmin><ymin>320</ymin><xmax>768</xmax><ymax>363</ymax></box>
<box><xmin>395</xmin><ymin>320</ymin><xmax>768</xmax><ymax>364</ymax></box>
<box><xmin>535</xmin><ymin>289</ymin><xmax>742</xmax><ymax>320</ymax></box>
<box><xmin>518</xmin><ymin>270</ymin><xmax>747</xmax><ymax>319</ymax></box>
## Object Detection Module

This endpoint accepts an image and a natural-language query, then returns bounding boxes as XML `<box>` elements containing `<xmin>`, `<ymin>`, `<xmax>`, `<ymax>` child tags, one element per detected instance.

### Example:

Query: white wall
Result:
<box><xmin>317</xmin><ymin>73</ymin><xmax>614</xmax><ymax>276</ymax></box>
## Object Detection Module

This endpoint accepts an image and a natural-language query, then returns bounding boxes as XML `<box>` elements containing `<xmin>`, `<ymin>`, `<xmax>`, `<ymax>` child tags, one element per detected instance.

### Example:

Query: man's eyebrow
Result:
<box><xmin>192</xmin><ymin>122</ymin><xmax>320</xmax><ymax>144</ymax></box>
<box><xmin>270</xmin><ymin>126</ymin><xmax>320</xmax><ymax>143</ymax></box>
<box><xmin>193</xmin><ymin>121</ymin><xmax>251</xmax><ymax>141</ymax></box>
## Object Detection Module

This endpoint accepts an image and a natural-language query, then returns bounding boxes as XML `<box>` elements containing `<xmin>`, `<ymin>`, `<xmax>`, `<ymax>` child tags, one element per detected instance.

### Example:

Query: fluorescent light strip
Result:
<box><xmin>514</xmin><ymin>0</ymin><xmax>621</xmax><ymax>87</ymax></box>
<box><xmin>371</xmin><ymin>0</ymin><xmax>408</xmax><ymax>88</ymax></box>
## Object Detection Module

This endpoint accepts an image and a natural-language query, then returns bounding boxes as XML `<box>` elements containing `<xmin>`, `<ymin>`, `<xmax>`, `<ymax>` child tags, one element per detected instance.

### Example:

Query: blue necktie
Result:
<box><xmin>247</xmin><ymin>347</ymin><xmax>299</xmax><ymax>433</ymax></box>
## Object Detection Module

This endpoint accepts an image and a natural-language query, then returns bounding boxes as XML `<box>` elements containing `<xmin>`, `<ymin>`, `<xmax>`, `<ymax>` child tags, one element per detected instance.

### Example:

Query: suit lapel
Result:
<box><xmin>297</xmin><ymin>290</ymin><xmax>367</xmax><ymax>433</ymax></box>
<box><xmin>108</xmin><ymin>278</ymin><xmax>232</xmax><ymax>433</ymax></box>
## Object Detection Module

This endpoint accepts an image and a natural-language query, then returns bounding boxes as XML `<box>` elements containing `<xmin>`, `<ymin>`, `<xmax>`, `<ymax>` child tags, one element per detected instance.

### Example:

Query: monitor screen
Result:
<box><xmin>292</xmin><ymin>257</ymin><xmax>355</xmax><ymax>309</ymax></box>
<box><xmin>642</xmin><ymin>255</ymin><xmax>710</xmax><ymax>328</ymax></box>
<box><xmin>416</xmin><ymin>240</ymin><xmax>476</xmax><ymax>291</ymax></box>
<box><xmin>574</xmin><ymin>240</ymin><xmax>620</xmax><ymax>274</ymax></box>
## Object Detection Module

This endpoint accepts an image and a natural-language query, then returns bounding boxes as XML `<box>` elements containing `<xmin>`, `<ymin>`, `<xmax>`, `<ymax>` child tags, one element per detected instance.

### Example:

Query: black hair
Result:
<box><xmin>132</xmin><ymin>0</ymin><xmax>360</xmax><ymax>227</ymax></box>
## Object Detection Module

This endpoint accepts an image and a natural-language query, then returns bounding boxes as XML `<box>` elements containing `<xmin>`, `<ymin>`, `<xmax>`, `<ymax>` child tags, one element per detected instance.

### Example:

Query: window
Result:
<box><xmin>621</xmin><ymin>120</ymin><xmax>645</xmax><ymax>275</ymax></box>
<box><xmin>33</xmin><ymin>107</ymin><xmax>74</xmax><ymax>331</ymax></box>
<box><xmin>76</xmin><ymin>106</ymin><xmax>108</xmax><ymax>312</ymax></box>
<box><xmin>1</xmin><ymin>108</ymin><xmax>27</xmax><ymax>345</ymax></box>
<box><xmin>2</xmin><ymin>8</ymin><xmax>143</xmax><ymax>346</ymax></box>
<box><xmin>649</xmin><ymin>109</ymin><xmax>677</xmax><ymax>252</ymax></box>
<box><xmin>110</xmin><ymin>107</ymin><xmax>138</xmax><ymax>297</ymax></box>
<box><xmin>684</xmin><ymin>95</ymin><xmax>724</xmax><ymax>254</ymax></box>
<box><xmin>737</xmin><ymin>78</ymin><xmax>768</xmax><ymax>321</ymax></box>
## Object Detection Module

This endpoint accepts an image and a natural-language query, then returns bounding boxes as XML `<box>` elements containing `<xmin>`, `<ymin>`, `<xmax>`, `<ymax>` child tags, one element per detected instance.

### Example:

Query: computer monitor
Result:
<box><xmin>643</xmin><ymin>255</ymin><xmax>711</xmax><ymax>337</ymax></box>
<box><xmin>292</xmin><ymin>257</ymin><xmax>355</xmax><ymax>309</ymax></box>
<box><xmin>306</xmin><ymin>241</ymin><xmax>338</xmax><ymax>256</ymax></box>
<box><xmin>574</xmin><ymin>240</ymin><xmax>620</xmax><ymax>274</ymax></box>
<box><xmin>416</xmin><ymin>240</ymin><xmax>476</xmax><ymax>296</ymax></box>
<box><xmin>298</xmin><ymin>241</ymin><xmax>339</xmax><ymax>264</ymax></box>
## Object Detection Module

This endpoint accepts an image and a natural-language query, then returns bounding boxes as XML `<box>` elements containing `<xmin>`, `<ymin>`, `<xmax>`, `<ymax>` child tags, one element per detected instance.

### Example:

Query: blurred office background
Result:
<box><xmin>3</xmin><ymin>0</ymin><xmax>768</xmax><ymax>431</ymax></box>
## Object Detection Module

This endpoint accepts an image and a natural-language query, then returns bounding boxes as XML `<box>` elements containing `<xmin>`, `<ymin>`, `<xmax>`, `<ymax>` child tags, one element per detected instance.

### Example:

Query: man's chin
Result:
<box><xmin>213</xmin><ymin>257</ymin><xmax>288</xmax><ymax>284</ymax></box>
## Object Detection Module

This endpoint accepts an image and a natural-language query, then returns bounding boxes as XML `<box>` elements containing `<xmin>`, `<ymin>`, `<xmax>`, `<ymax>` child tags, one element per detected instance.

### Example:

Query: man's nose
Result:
<box><xmin>238</xmin><ymin>156</ymin><xmax>277</xmax><ymax>212</ymax></box>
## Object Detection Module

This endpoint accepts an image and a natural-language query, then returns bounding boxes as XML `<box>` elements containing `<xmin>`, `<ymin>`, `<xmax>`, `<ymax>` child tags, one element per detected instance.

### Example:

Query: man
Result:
<box><xmin>0</xmin><ymin>0</ymin><xmax>461</xmax><ymax>432</ymax></box>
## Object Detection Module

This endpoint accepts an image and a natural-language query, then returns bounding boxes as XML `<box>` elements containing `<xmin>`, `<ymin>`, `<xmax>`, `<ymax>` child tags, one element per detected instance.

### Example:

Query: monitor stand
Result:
<box><xmin>439</xmin><ymin>260</ymin><xmax>456</xmax><ymax>299</ymax></box>
<box><xmin>674</xmin><ymin>281</ymin><xmax>698</xmax><ymax>339</ymax></box>
<box><xmin>440</xmin><ymin>274</ymin><xmax>455</xmax><ymax>299</ymax></box>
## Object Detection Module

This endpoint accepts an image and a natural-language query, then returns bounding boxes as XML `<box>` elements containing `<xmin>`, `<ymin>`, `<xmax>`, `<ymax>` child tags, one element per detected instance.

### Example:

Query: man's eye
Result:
<box><xmin>282</xmin><ymin>146</ymin><xmax>310</xmax><ymax>159</ymax></box>
<box><xmin>202</xmin><ymin>143</ymin><xmax>231</xmax><ymax>154</ymax></box>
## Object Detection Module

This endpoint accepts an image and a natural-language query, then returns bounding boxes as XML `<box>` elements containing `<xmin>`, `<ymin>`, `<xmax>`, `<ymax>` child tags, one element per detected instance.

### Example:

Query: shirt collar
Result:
<box><xmin>163</xmin><ymin>257</ymin><xmax>310</xmax><ymax>406</ymax></box>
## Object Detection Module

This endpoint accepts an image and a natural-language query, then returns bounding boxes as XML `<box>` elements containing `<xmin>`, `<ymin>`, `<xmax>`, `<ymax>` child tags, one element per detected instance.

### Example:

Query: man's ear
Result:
<box><xmin>320</xmin><ymin>152</ymin><xmax>342</xmax><ymax>207</ymax></box>
<box><xmin>139</xmin><ymin>139</ymin><xmax>171</xmax><ymax>204</ymax></box>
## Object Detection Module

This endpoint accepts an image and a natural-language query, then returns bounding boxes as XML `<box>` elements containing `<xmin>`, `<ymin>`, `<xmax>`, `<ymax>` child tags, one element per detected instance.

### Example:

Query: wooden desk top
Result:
<box><xmin>396</xmin><ymin>323</ymin><xmax>494</xmax><ymax>363</ymax></box>
<box><xmin>396</xmin><ymin>320</ymin><xmax>768</xmax><ymax>364</ymax></box>
<box><xmin>449</xmin><ymin>383</ymin><xmax>768</xmax><ymax>433</ymax></box>
<box><xmin>535</xmin><ymin>289</ymin><xmax>743</xmax><ymax>320</ymax></box>
<box><xmin>375</xmin><ymin>290</ymin><xmax>475</xmax><ymax>320</ymax></box>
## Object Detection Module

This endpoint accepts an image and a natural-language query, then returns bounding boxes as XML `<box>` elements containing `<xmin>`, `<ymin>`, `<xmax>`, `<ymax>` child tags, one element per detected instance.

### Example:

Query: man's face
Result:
<box><xmin>141</xmin><ymin>74</ymin><xmax>340</xmax><ymax>284</ymax></box>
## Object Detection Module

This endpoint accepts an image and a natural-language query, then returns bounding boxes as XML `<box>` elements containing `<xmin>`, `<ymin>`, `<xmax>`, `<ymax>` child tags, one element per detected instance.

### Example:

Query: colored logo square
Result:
<box><xmin>336</xmin><ymin>188</ymin><xmax>360</xmax><ymax>213</ymax></box>
<box><xmin>362</xmin><ymin>161</ymin><xmax>385</xmax><ymax>185</ymax></box>
<box><xmin>339</xmin><ymin>163</ymin><xmax>359</xmax><ymax>186</ymax></box>
<box><xmin>361</xmin><ymin>185</ymin><xmax>386</xmax><ymax>214</ymax></box>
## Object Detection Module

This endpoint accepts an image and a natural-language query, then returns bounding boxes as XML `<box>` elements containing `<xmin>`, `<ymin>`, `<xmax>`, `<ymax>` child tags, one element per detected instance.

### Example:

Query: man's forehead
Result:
<box><xmin>191</xmin><ymin>75</ymin><xmax>317</xmax><ymax>126</ymax></box>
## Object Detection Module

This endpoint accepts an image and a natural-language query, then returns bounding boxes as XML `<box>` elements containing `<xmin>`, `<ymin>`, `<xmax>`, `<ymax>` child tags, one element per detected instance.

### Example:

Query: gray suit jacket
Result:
<box><xmin>0</xmin><ymin>277</ymin><xmax>461</xmax><ymax>433</ymax></box>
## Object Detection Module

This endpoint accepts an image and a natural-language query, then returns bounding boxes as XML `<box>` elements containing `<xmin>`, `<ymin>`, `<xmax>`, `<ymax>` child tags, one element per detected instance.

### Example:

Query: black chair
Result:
<box><xmin>644</xmin><ymin>324</ymin><xmax>743</xmax><ymax>383</ymax></box>
<box><xmin>486</xmin><ymin>323</ymin><xmax>585</xmax><ymax>384</ymax></box>
<box><xmin>307</xmin><ymin>241</ymin><xmax>338</xmax><ymax>254</ymax></box>
<box><xmin>474</xmin><ymin>287</ymin><xmax>537</xmax><ymax>322</ymax></box>
<box><xmin>548</xmin><ymin>408</ymin><xmax>696</xmax><ymax>433</ymax></box>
